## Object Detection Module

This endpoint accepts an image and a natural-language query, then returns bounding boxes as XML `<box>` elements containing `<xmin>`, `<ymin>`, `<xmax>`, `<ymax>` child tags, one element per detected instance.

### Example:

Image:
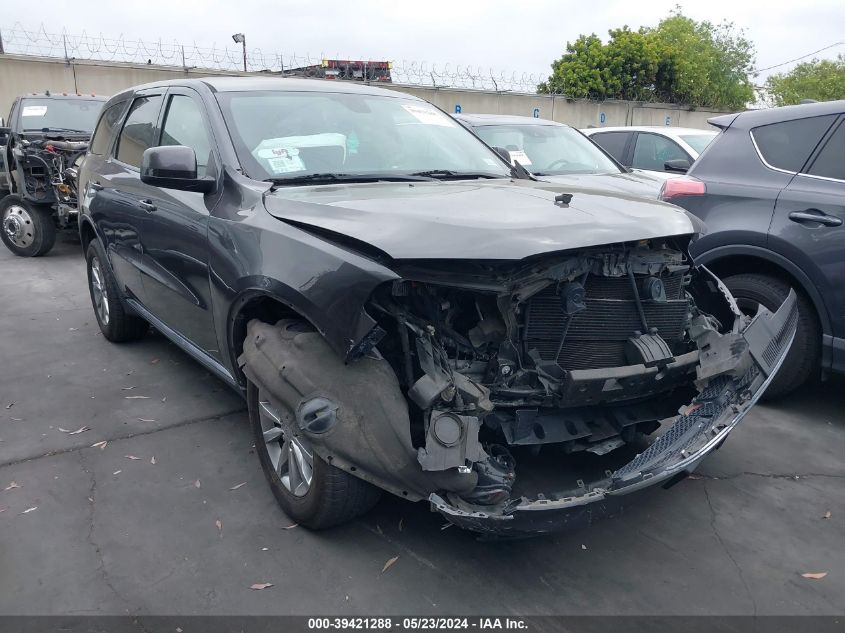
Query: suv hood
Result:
<box><xmin>263</xmin><ymin>179</ymin><xmax>693</xmax><ymax>260</ymax></box>
<box><xmin>534</xmin><ymin>170</ymin><xmax>664</xmax><ymax>199</ymax></box>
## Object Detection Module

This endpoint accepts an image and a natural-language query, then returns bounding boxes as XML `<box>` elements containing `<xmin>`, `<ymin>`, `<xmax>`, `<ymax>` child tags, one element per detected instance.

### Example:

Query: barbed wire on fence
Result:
<box><xmin>0</xmin><ymin>22</ymin><xmax>547</xmax><ymax>93</ymax></box>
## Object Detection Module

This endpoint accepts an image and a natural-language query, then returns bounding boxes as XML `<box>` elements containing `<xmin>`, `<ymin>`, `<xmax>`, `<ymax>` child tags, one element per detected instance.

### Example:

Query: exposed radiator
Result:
<box><xmin>523</xmin><ymin>272</ymin><xmax>690</xmax><ymax>370</ymax></box>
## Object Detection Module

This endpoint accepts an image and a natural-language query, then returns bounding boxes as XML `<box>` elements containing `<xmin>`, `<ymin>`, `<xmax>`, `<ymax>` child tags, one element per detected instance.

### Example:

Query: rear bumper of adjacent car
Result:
<box><xmin>430</xmin><ymin>290</ymin><xmax>799</xmax><ymax>536</ymax></box>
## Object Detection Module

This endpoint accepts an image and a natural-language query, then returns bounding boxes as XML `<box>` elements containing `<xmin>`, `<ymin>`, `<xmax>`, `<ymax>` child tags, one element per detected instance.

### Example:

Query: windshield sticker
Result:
<box><xmin>508</xmin><ymin>149</ymin><xmax>532</xmax><ymax>166</ymax></box>
<box><xmin>483</xmin><ymin>158</ymin><xmax>498</xmax><ymax>166</ymax></box>
<box><xmin>401</xmin><ymin>104</ymin><xmax>453</xmax><ymax>127</ymax></box>
<box><xmin>266</xmin><ymin>148</ymin><xmax>306</xmax><ymax>174</ymax></box>
<box><xmin>252</xmin><ymin>133</ymin><xmax>347</xmax><ymax>174</ymax></box>
<box><xmin>22</xmin><ymin>105</ymin><xmax>48</xmax><ymax>117</ymax></box>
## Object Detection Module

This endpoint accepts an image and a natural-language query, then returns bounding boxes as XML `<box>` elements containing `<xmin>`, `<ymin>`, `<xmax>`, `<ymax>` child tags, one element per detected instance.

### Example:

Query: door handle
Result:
<box><xmin>89</xmin><ymin>182</ymin><xmax>104</xmax><ymax>191</ymax></box>
<box><xmin>139</xmin><ymin>199</ymin><xmax>157</xmax><ymax>213</ymax></box>
<box><xmin>788</xmin><ymin>210</ymin><xmax>842</xmax><ymax>227</ymax></box>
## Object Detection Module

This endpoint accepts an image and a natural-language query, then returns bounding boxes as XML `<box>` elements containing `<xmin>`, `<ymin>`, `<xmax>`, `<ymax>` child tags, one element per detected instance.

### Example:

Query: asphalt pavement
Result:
<box><xmin>1</xmin><ymin>234</ymin><xmax>843</xmax><ymax>616</ymax></box>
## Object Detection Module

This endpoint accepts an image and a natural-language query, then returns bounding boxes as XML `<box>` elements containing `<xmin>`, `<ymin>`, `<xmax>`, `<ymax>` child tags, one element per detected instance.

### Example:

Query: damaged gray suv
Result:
<box><xmin>78</xmin><ymin>78</ymin><xmax>797</xmax><ymax>536</ymax></box>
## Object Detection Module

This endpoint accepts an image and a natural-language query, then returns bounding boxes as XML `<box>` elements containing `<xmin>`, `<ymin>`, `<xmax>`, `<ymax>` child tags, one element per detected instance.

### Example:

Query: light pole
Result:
<box><xmin>231</xmin><ymin>33</ymin><xmax>246</xmax><ymax>72</ymax></box>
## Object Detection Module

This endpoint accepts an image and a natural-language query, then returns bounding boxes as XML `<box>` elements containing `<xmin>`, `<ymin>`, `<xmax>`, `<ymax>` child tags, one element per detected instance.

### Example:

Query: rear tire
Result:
<box><xmin>85</xmin><ymin>240</ymin><xmax>148</xmax><ymax>342</ymax></box>
<box><xmin>247</xmin><ymin>378</ymin><xmax>381</xmax><ymax>529</ymax></box>
<box><xmin>722</xmin><ymin>273</ymin><xmax>819</xmax><ymax>399</ymax></box>
<box><xmin>0</xmin><ymin>195</ymin><xmax>56</xmax><ymax>257</ymax></box>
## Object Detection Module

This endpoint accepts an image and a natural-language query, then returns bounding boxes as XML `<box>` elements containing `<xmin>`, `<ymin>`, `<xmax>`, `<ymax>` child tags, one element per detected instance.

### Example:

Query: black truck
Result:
<box><xmin>0</xmin><ymin>92</ymin><xmax>106</xmax><ymax>256</ymax></box>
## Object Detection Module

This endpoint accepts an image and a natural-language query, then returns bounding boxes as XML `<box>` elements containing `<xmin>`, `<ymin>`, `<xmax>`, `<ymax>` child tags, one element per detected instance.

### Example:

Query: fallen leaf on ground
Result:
<box><xmin>161</xmin><ymin>397</ymin><xmax>167</xmax><ymax>402</ymax></box>
<box><xmin>194</xmin><ymin>480</ymin><xmax>201</xmax><ymax>488</ymax></box>
<box><xmin>823</xmin><ymin>511</ymin><xmax>831</xmax><ymax>519</ymax></box>
<box><xmin>215</xmin><ymin>519</ymin><xmax>223</xmax><ymax>535</ymax></box>
<box><xmin>261</xmin><ymin>547</ymin><xmax>269</xmax><ymax>551</ymax></box>
<box><xmin>125</xmin><ymin>455</ymin><xmax>141</xmax><ymax>460</ymax></box>
<box><xmin>20</xmin><ymin>506</ymin><xmax>37</xmax><ymax>514</ymax></box>
<box><xmin>282</xmin><ymin>523</ymin><xmax>298</xmax><ymax>530</ymax></box>
<box><xmin>581</xmin><ymin>544</ymin><xmax>588</xmax><ymax>550</ymax></box>
<box><xmin>4</xmin><ymin>482</ymin><xmax>20</xmax><ymax>491</ymax></box>
<box><xmin>381</xmin><ymin>556</ymin><xmax>399</xmax><ymax>573</ymax></box>
<box><xmin>398</xmin><ymin>518</ymin><xmax>403</xmax><ymax>532</ymax></box>
<box><xmin>91</xmin><ymin>441</ymin><xmax>108</xmax><ymax>449</ymax></box>
<box><xmin>121</xmin><ymin>386</ymin><xmax>136</xmax><ymax>390</ymax></box>
<box><xmin>150</xmin><ymin>358</ymin><xmax>160</xmax><ymax>364</ymax></box>
<box><xmin>150</xmin><ymin>456</ymin><xmax>156</xmax><ymax>465</ymax></box>
<box><xmin>5</xmin><ymin>403</ymin><xmax>13</xmax><ymax>409</ymax></box>
<box><xmin>137</xmin><ymin>418</ymin><xmax>156</xmax><ymax>422</ymax></box>
<box><xmin>59</xmin><ymin>426</ymin><xmax>91</xmax><ymax>435</ymax></box>
<box><xmin>10</xmin><ymin>417</ymin><xmax>22</xmax><ymax>421</ymax></box>
<box><xmin>0</xmin><ymin>506</ymin><xmax>7</xmax><ymax>513</ymax></box>
<box><xmin>125</xmin><ymin>396</ymin><xmax>150</xmax><ymax>399</ymax></box>
<box><xmin>250</xmin><ymin>583</ymin><xmax>273</xmax><ymax>590</ymax></box>
<box><xmin>229</xmin><ymin>482</ymin><xmax>246</xmax><ymax>490</ymax></box>
<box><xmin>113</xmin><ymin>470</ymin><xmax>122</xmax><ymax>475</ymax></box>
<box><xmin>801</xmin><ymin>572</ymin><xmax>828</xmax><ymax>580</ymax></box>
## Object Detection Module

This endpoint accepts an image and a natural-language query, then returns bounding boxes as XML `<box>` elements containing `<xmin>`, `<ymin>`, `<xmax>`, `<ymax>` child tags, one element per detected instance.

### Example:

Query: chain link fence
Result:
<box><xmin>0</xmin><ymin>23</ymin><xmax>546</xmax><ymax>93</ymax></box>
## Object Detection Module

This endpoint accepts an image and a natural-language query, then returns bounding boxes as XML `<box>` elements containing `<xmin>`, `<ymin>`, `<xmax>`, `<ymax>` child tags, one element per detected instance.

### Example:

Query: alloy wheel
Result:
<box><xmin>89</xmin><ymin>256</ymin><xmax>110</xmax><ymax>326</ymax></box>
<box><xmin>258</xmin><ymin>396</ymin><xmax>314</xmax><ymax>497</ymax></box>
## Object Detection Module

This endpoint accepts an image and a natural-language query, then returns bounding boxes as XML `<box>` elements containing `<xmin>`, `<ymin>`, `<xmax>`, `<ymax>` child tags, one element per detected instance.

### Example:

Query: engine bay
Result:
<box><xmin>367</xmin><ymin>238</ymin><xmax>740</xmax><ymax>506</ymax></box>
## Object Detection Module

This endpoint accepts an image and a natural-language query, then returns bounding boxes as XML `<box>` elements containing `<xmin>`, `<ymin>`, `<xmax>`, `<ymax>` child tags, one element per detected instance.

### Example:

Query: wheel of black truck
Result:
<box><xmin>0</xmin><ymin>195</ymin><xmax>56</xmax><ymax>257</ymax></box>
<box><xmin>247</xmin><ymin>378</ymin><xmax>381</xmax><ymax>528</ymax></box>
<box><xmin>723</xmin><ymin>273</ymin><xmax>819</xmax><ymax>399</ymax></box>
<box><xmin>85</xmin><ymin>240</ymin><xmax>149</xmax><ymax>342</ymax></box>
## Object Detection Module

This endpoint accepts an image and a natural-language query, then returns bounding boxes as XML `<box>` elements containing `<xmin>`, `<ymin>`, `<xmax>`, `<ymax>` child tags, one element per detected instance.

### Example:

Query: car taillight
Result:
<box><xmin>660</xmin><ymin>177</ymin><xmax>706</xmax><ymax>201</ymax></box>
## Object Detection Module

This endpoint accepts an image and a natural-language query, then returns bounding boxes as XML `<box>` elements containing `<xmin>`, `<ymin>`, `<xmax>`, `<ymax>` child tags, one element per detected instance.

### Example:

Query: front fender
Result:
<box><xmin>208</xmin><ymin>212</ymin><xmax>400</xmax><ymax>377</ymax></box>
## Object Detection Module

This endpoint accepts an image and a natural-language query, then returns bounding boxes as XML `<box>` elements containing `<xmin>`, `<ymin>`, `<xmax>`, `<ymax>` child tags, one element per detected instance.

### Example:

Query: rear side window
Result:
<box><xmin>115</xmin><ymin>95</ymin><xmax>163</xmax><ymax>168</ymax></box>
<box><xmin>751</xmin><ymin>115</ymin><xmax>837</xmax><ymax>173</ymax></box>
<box><xmin>806</xmin><ymin>120</ymin><xmax>845</xmax><ymax>181</ymax></box>
<box><xmin>590</xmin><ymin>132</ymin><xmax>630</xmax><ymax>163</ymax></box>
<box><xmin>90</xmin><ymin>101</ymin><xmax>128</xmax><ymax>155</ymax></box>
<box><xmin>632</xmin><ymin>133</ymin><xmax>688</xmax><ymax>171</ymax></box>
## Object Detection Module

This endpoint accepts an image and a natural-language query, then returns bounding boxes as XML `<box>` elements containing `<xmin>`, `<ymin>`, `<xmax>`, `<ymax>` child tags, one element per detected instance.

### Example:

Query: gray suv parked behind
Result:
<box><xmin>663</xmin><ymin>100</ymin><xmax>845</xmax><ymax>397</ymax></box>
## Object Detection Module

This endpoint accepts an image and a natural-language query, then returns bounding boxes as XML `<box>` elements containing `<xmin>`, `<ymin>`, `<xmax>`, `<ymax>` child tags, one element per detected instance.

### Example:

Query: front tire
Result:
<box><xmin>723</xmin><ymin>273</ymin><xmax>820</xmax><ymax>399</ymax></box>
<box><xmin>85</xmin><ymin>240</ymin><xmax>148</xmax><ymax>342</ymax></box>
<box><xmin>0</xmin><ymin>195</ymin><xmax>56</xmax><ymax>257</ymax></box>
<box><xmin>247</xmin><ymin>379</ymin><xmax>381</xmax><ymax>529</ymax></box>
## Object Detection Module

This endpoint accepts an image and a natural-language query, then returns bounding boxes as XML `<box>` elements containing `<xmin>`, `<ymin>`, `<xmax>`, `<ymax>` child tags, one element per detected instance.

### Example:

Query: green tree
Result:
<box><xmin>539</xmin><ymin>8</ymin><xmax>756</xmax><ymax>111</ymax></box>
<box><xmin>765</xmin><ymin>55</ymin><xmax>845</xmax><ymax>106</ymax></box>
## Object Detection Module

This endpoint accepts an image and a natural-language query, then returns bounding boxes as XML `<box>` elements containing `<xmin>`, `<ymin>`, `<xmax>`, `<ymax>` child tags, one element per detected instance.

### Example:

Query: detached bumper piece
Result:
<box><xmin>431</xmin><ymin>290</ymin><xmax>798</xmax><ymax>536</ymax></box>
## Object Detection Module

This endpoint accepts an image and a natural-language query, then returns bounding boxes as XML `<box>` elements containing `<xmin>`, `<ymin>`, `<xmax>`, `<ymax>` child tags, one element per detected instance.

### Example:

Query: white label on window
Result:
<box><xmin>401</xmin><ymin>104</ymin><xmax>453</xmax><ymax>127</ymax></box>
<box><xmin>22</xmin><ymin>105</ymin><xmax>48</xmax><ymax>117</ymax></box>
<box><xmin>508</xmin><ymin>149</ymin><xmax>532</xmax><ymax>166</ymax></box>
<box><xmin>483</xmin><ymin>158</ymin><xmax>498</xmax><ymax>166</ymax></box>
<box><xmin>263</xmin><ymin>148</ymin><xmax>306</xmax><ymax>173</ymax></box>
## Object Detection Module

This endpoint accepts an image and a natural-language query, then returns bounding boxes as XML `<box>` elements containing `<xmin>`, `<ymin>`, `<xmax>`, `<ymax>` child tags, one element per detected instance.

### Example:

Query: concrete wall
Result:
<box><xmin>0</xmin><ymin>53</ymin><xmax>727</xmax><ymax>130</ymax></box>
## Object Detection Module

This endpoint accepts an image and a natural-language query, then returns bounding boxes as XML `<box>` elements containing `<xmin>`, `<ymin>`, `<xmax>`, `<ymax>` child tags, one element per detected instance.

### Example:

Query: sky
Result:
<box><xmin>2</xmin><ymin>0</ymin><xmax>843</xmax><ymax>84</ymax></box>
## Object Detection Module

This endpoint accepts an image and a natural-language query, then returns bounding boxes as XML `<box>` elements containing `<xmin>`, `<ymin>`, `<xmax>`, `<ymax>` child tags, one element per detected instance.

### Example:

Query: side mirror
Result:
<box><xmin>664</xmin><ymin>158</ymin><xmax>691</xmax><ymax>174</ymax></box>
<box><xmin>492</xmin><ymin>146</ymin><xmax>512</xmax><ymax>164</ymax></box>
<box><xmin>141</xmin><ymin>145</ymin><xmax>215</xmax><ymax>193</ymax></box>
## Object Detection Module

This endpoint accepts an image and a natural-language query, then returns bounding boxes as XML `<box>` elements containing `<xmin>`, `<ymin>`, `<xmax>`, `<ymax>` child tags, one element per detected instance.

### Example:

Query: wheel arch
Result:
<box><xmin>78</xmin><ymin>216</ymin><xmax>98</xmax><ymax>252</ymax></box>
<box><xmin>226</xmin><ymin>289</ymin><xmax>317</xmax><ymax>387</ymax></box>
<box><xmin>696</xmin><ymin>244</ymin><xmax>831</xmax><ymax>335</ymax></box>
